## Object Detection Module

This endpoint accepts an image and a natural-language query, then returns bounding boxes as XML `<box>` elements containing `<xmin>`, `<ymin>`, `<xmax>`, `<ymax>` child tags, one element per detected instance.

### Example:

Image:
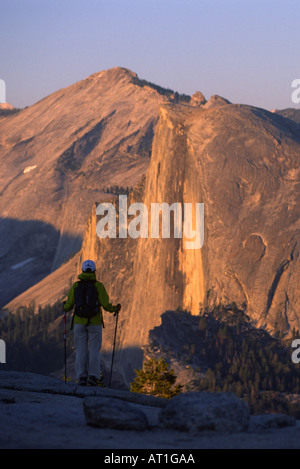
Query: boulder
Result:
<box><xmin>249</xmin><ymin>413</ymin><xmax>296</xmax><ymax>431</ymax></box>
<box><xmin>159</xmin><ymin>392</ymin><xmax>249</xmax><ymax>433</ymax></box>
<box><xmin>83</xmin><ymin>396</ymin><xmax>149</xmax><ymax>431</ymax></box>
<box><xmin>190</xmin><ymin>91</ymin><xmax>206</xmax><ymax>106</ymax></box>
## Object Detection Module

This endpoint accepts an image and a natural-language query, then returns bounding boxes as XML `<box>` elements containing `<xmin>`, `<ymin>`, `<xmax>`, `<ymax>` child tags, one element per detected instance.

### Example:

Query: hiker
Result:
<box><xmin>63</xmin><ymin>259</ymin><xmax>121</xmax><ymax>386</ymax></box>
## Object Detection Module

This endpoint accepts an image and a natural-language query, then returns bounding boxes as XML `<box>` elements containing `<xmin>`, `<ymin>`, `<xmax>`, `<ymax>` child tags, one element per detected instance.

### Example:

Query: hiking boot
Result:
<box><xmin>78</xmin><ymin>376</ymin><xmax>88</xmax><ymax>386</ymax></box>
<box><xmin>99</xmin><ymin>372</ymin><xmax>105</xmax><ymax>387</ymax></box>
<box><xmin>87</xmin><ymin>375</ymin><xmax>99</xmax><ymax>386</ymax></box>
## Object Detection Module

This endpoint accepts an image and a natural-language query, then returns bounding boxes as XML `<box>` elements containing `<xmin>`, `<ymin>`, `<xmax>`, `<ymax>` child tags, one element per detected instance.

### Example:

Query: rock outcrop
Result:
<box><xmin>0</xmin><ymin>103</ymin><xmax>14</xmax><ymax>110</ymax></box>
<box><xmin>83</xmin><ymin>396</ymin><xmax>150</xmax><ymax>431</ymax></box>
<box><xmin>0</xmin><ymin>370</ymin><xmax>298</xmax><ymax>449</ymax></box>
<box><xmin>159</xmin><ymin>391</ymin><xmax>250</xmax><ymax>433</ymax></box>
<box><xmin>190</xmin><ymin>91</ymin><xmax>206</xmax><ymax>107</ymax></box>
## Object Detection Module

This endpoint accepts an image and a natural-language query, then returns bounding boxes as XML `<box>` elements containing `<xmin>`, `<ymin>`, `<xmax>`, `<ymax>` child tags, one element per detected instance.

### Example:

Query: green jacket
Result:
<box><xmin>64</xmin><ymin>272</ymin><xmax>117</xmax><ymax>326</ymax></box>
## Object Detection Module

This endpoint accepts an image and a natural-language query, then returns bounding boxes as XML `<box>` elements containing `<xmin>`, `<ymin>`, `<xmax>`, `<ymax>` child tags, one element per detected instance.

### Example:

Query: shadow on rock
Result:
<box><xmin>0</xmin><ymin>217</ymin><xmax>82</xmax><ymax>308</ymax></box>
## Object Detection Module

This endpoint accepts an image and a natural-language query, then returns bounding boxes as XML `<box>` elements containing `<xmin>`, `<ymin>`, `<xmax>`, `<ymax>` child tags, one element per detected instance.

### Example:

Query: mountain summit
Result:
<box><xmin>0</xmin><ymin>67</ymin><xmax>170</xmax><ymax>306</ymax></box>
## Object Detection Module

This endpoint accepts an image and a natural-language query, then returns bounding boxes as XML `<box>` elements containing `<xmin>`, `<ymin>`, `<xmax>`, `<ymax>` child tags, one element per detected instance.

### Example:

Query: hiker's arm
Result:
<box><xmin>64</xmin><ymin>283</ymin><xmax>77</xmax><ymax>312</ymax></box>
<box><xmin>97</xmin><ymin>283</ymin><xmax>118</xmax><ymax>313</ymax></box>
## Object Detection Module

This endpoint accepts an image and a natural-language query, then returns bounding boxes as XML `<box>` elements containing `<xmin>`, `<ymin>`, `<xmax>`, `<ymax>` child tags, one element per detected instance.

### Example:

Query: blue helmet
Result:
<box><xmin>82</xmin><ymin>259</ymin><xmax>96</xmax><ymax>272</ymax></box>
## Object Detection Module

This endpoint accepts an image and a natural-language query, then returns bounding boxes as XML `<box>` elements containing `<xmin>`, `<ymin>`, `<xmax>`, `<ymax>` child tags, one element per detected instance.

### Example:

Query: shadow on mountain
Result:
<box><xmin>146</xmin><ymin>309</ymin><xmax>279</xmax><ymax>372</ymax></box>
<box><xmin>0</xmin><ymin>217</ymin><xmax>82</xmax><ymax>308</ymax></box>
<box><xmin>101</xmin><ymin>347</ymin><xmax>144</xmax><ymax>391</ymax></box>
<box><xmin>101</xmin><ymin>312</ymin><xmax>203</xmax><ymax>390</ymax></box>
<box><xmin>103</xmin><ymin>311</ymin><xmax>203</xmax><ymax>390</ymax></box>
<box><xmin>148</xmin><ymin>310</ymin><xmax>202</xmax><ymax>364</ymax></box>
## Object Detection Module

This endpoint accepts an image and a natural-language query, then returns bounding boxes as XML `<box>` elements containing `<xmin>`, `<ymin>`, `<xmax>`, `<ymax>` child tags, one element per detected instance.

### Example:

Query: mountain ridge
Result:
<box><xmin>0</xmin><ymin>67</ymin><xmax>169</xmax><ymax>307</ymax></box>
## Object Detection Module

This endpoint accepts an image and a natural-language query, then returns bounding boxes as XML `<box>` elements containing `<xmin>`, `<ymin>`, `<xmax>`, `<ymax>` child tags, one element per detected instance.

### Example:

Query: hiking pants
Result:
<box><xmin>74</xmin><ymin>324</ymin><xmax>102</xmax><ymax>380</ymax></box>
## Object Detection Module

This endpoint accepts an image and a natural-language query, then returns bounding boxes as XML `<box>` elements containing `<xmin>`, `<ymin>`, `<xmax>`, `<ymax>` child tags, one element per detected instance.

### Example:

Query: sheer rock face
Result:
<box><xmin>183</xmin><ymin>102</ymin><xmax>300</xmax><ymax>333</ymax></box>
<box><xmin>78</xmin><ymin>101</ymin><xmax>300</xmax><ymax>386</ymax></box>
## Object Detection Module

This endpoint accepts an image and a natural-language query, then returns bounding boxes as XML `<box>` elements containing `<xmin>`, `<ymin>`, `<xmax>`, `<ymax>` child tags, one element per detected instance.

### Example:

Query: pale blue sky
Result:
<box><xmin>1</xmin><ymin>0</ymin><xmax>300</xmax><ymax>110</ymax></box>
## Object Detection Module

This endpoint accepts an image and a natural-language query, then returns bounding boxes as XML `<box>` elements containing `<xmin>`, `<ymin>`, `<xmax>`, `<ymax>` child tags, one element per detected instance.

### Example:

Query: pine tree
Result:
<box><xmin>130</xmin><ymin>358</ymin><xmax>183</xmax><ymax>399</ymax></box>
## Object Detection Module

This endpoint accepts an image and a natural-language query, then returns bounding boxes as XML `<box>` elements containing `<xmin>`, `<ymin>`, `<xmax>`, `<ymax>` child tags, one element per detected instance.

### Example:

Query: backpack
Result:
<box><xmin>74</xmin><ymin>280</ymin><xmax>99</xmax><ymax>319</ymax></box>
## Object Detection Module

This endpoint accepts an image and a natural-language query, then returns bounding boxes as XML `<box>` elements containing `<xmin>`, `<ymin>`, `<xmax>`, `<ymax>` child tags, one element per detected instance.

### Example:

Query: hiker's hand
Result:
<box><xmin>114</xmin><ymin>303</ymin><xmax>121</xmax><ymax>315</ymax></box>
<box><xmin>62</xmin><ymin>301</ymin><xmax>66</xmax><ymax>311</ymax></box>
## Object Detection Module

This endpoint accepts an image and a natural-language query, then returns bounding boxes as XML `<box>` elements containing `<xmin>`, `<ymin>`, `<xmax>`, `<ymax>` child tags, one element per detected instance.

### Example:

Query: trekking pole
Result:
<box><xmin>109</xmin><ymin>304</ymin><xmax>121</xmax><ymax>388</ymax></box>
<box><xmin>63</xmin><ymin>302</ymin><xmax>67</xmax><ymax>383</ymax></box>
